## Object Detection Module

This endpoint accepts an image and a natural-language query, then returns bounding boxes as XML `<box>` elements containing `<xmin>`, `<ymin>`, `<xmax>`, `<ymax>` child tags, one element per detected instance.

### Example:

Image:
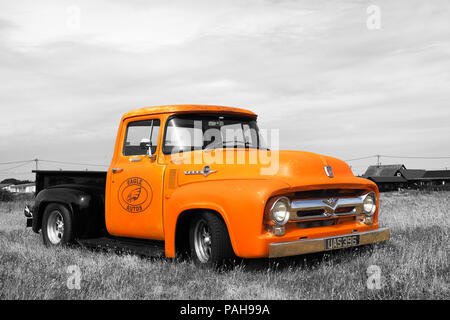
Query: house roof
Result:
<box><xmin>367</xmin><ymin>176</ymin><xmax>408</xmax><ymax>183</ymax></box>
<box><xmin>363</xmin><ymin>164</ymin><xmax>406</xmax><ymax>177</ymax></box>
<box><xmin>399</xmin><ymin>168</ymin><xmax>426</xmax><ymax>180</ymax></box>
<box><xmin>123</xmin><ymin>105</ymin><xmax>257</xmax><ymax>120</ymax></box>
<box><xmin>422</xmin><ymin>170</ymin><xmax>450</xmax><ymax>179</ymax></box>
<box><xmin>9</xmin><ymin>183</ymin><xmax>35</xmax><ymax>188</ymax></box>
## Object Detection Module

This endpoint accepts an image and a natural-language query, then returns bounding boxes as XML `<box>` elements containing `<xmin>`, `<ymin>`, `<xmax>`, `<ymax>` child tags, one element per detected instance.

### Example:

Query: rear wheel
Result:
<box><xmin>42</xmin><ymin>204</ymin><xmax>74</xmax><ymax>246</ymax></box>
<box><xmin>189</xmin><ymin>213</ymin><xmax>234</xmax><ymax>268</ymax></box>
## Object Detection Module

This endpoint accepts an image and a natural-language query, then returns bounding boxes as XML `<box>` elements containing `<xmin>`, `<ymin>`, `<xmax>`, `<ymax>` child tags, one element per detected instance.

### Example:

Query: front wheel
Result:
<box><xmin>189</xmin><ymin>213</ymin><xmax>235</xmax><ymax>268</ymax></box>
<box><xmin>42</xmin><ymin>203</ymin><xmax>74</xmax><ymax>246</ymax></box>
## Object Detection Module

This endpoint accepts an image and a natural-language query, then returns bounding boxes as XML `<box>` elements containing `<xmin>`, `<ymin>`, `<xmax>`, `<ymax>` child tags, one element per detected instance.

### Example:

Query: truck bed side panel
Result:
<box><xmin>32</xmin><ymin>171</ymin><xmax>107</xmax><ymax>238</ymax></box>
<box><xmin>34</xmin><ymin>170</ymin><xmax>107</xmax><ymax>195</ymax></box>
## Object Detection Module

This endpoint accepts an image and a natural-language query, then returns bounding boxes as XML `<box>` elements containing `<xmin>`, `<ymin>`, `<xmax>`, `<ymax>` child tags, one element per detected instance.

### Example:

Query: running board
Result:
<box><xmin>77</xmin><ymin>237</ymin><xmax>165</xmax><ymax>257</ymax></box>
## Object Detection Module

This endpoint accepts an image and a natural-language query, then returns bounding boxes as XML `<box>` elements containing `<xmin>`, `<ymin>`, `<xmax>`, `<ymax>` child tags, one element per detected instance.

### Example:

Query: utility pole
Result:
<box><xmin>376</xmin><ymin>155</ymin><xmax>381</xmax><ymax>167</ymax></box>
<box><xmin>34</xmin><ymin>158</ymin><xmax>39</xmax><ymax>171</ymax></box>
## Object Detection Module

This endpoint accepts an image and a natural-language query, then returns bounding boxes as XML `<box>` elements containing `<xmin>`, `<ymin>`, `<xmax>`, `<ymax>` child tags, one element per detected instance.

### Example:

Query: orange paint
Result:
<box><xmin>105</xmin><ymin>105</ymin><xmax>381</xmax><ymax>258</ymax></box>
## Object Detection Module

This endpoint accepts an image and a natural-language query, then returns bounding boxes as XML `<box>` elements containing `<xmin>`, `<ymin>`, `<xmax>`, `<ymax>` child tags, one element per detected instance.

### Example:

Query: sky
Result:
<box><xmin>1</xmin><ymin>0</ymin><xmax>450</xmax><ymax>180</ymax></box>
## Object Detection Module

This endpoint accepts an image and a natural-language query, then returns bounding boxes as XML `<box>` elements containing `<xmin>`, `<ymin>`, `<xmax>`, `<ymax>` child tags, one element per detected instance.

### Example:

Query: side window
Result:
<box><xmin>123</xmin><ymin>119</ymin><xmax>160</xmax><ymax>156</ymax></box>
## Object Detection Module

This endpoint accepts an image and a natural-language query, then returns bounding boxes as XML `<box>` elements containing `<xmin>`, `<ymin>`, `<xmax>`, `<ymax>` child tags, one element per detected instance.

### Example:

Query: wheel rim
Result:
<box><xmin>194</xmin><ymin>220</ymin><xmax>211</xmax><ymax>263</ymax></box>
<box><xmin>47</xmin><ymin>210</ymin><xmax>64</xmax><ymax>245</ymax></box>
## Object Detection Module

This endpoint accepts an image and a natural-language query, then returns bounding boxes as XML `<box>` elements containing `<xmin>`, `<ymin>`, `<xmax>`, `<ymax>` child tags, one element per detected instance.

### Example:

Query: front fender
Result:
<box><xmin>164</xmin><ymin>179</ymin><xmax>290</xmax><ymax>258</ymax></box>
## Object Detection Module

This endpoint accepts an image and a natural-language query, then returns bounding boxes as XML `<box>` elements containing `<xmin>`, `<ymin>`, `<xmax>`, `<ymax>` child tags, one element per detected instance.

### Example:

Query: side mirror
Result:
<box><xmin>139</xmin><ymin>138</ymin><xmax>154</xmax><ymax>158</ymax></box>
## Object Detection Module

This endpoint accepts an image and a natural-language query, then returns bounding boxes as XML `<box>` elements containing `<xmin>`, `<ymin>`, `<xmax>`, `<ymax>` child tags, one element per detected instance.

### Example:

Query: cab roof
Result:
<box><xmin>123</xmin><ymin>105</ymin><xmax>257</xmax><ymax>120</ymax></box>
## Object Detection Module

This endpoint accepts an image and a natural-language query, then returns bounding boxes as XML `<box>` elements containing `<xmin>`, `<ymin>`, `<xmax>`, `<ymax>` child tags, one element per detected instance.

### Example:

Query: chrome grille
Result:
<box><xmin>289</xmin><ymin>193</ymin><xmax>368</xmax><ymax>221</ymax></box>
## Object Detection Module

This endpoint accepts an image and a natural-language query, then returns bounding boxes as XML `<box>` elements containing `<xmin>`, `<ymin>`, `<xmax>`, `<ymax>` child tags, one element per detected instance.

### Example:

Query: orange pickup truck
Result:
<box><xmin>25</xmin><ymin>105</ymin><xmax>390</xmax><ymax>267</ymax></box>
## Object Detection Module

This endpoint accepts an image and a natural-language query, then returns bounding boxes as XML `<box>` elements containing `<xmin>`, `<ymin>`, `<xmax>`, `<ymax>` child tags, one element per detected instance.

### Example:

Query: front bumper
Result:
<box><xmin>269</xmin><ymin>227</ymin><xmax>390</xmax><ymax>258</ymax></box>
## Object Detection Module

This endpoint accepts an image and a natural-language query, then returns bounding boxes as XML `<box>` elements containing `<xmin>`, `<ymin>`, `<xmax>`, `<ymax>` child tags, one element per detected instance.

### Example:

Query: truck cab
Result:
<box><xmin>26</xmin><ymin>105</ymin><xmax>390</xmax><ymax>267</ymax></box>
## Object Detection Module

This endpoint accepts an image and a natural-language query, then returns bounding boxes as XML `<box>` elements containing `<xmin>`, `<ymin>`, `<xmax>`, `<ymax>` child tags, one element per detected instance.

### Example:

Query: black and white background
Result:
<box><xmin>0</xmin><ymin>0</ymin><xmax>449</xmax><ymax>303</ymax></box>
<box><xmin>1</xmin><ymin>0</ymin><xmax>450</xmax><ymax>178</ymax></box>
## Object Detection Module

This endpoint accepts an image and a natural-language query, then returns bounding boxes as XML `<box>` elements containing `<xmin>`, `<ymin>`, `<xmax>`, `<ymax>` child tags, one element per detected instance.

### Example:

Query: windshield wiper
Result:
<box><xmin>222</xmin><ymin>141</ymin><xmax>247</xmax><ymax>148</ymax></box>
<box><xmin>205</xmin><ymin>141</ymin><xmax>268</xmax><ymax>150</ymax></box>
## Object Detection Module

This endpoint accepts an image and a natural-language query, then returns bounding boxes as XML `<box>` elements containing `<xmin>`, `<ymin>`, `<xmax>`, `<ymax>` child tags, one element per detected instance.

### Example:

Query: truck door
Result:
<box><xmin>107</xmin><ymin>118</ymin><xmax>165</xmax><ymax>240</ymax></box>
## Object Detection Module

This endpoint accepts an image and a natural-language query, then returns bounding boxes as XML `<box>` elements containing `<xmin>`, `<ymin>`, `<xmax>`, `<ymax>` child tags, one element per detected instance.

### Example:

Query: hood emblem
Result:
<box><xmin>184</xmin><ymin>165</ymin><xmax>217</xmax><ymax>177</ymax></box>
<box><xmin>324</xmin><ymin>166</ymin><xmax>334</xmax><ymax>178</ymax></box>
<box><xmin>323</xmin><ymin>198</ymin><xmax>338</xmax><ymax>208</ymax></box>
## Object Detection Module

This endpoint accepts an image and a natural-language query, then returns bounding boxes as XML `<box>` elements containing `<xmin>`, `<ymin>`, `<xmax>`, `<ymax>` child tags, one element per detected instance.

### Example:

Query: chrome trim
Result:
<box><xmin>184</xmin><ymin>165</ymin><xmax>217</xmax><ymax>177</ymax></box>
<box><xmin>289</xmin><ymin>192</ymin><xmax>375</xmax><ymax>221</ymax></box>
<box><xmin>269</xmin><ymin>197</ymin><xmax>290</xmax><ymax>226</ymax></box>
<box><xmin>24</xmin><ymin>205</ymin><xmax>33</xmax><ymax>218</ymax></box>
<box><xmin>324</xmin><ymin>166</ymin><xmax>334</xmax><ymax>178</ymax></box>
<box><xmin>269</xmin><ymin>227</ymin><xmax>390</xmax><ymax>258</ymax></box>
<box><xmin>362</xmin><ymin>192</ymin><xmax>377</xmax><ymax>216</ymax></box>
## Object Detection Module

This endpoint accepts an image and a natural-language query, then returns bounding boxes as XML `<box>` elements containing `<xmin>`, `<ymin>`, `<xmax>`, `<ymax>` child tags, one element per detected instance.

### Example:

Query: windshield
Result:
<box><xmin>163</xmin><ymin>114</ymin><xmax>266</xmax><ymax>154</ymax></box>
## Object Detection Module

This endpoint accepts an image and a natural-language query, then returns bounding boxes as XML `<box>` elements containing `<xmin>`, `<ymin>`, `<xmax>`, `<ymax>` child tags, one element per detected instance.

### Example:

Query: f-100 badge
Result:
<box><xmin>118</xmin><ymin>177</ymin><xmax>153</xmax><ymax>213</ymax></box>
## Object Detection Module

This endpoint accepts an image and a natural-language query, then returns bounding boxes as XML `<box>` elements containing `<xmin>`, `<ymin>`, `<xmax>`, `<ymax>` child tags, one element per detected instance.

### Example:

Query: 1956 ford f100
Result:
<box><xmin>25</xmin><ymin>105</ymin><xmax>390</xmax><ymax>267</ymax></box>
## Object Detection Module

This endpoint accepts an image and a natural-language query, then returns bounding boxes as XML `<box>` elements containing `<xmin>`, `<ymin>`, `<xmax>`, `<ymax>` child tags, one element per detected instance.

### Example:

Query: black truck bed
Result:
<box><xmin>34</xmin><ymin>170</ymin><xmax>107</xmax><ymax>195</ymax></box>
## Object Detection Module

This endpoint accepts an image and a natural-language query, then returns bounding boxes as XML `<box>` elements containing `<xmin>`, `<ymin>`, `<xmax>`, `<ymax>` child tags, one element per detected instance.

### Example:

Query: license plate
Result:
<box><xmin>324</xmin><ymin>234</ymin><xmax>360</xmax><ymax>250</ymax></box>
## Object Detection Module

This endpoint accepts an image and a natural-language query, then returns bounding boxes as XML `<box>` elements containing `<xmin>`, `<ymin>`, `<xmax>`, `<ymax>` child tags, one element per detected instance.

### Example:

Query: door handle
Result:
<box><xmin>112</xmin><ymin>168</ymin><xmax>123</xmax><ymax>174</ymax></box>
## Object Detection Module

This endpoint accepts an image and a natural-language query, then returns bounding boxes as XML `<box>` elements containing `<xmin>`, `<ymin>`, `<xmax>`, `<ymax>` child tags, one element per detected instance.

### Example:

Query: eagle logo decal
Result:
<box><xmin>127</xmin><ymin>187</ymin><xmax>142</xmax><ymax>203</ymax></box>
<box><xmin>118</xmin><ymin>177</ymin><xmax>153</xmax><ymax>213</ymax></box>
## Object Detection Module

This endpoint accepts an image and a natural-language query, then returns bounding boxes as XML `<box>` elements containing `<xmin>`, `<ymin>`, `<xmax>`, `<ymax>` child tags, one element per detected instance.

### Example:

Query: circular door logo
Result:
<box><xmin>118</xmin><ymin>177</ymin><xmax>153</xmax><ymax>213</ymax></box>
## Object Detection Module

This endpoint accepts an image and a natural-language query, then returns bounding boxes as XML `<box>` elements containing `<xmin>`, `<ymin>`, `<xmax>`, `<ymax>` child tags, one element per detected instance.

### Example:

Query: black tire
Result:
<box><xmin>42</xmin><ymin>203</ymin><xmax>74</xmax><ymax>246</ymax></box>
<box><xmin>189</xmin><ymin>213</ymin><xmax>235</xmax><ymax>268</ymax></box>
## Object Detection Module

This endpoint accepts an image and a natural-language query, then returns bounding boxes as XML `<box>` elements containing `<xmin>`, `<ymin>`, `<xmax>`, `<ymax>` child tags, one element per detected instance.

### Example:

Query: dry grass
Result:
<box><xmin>0</xmin><ymin>191</ymin><xmax>448</xmax><ymax>300</ymax></box>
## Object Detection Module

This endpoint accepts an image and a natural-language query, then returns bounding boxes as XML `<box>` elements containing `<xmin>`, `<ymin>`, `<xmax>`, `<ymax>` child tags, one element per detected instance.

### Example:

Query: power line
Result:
<box><xmin>345</xmin><ymin>155</ymin><xmax>450</xmax><ymax>162</ymax></box>
<box><xmin>0</xmin><ymin>159</ymin><xmax>108</xmax><ymax>179</ymax></box>
<box><xmin>380</xmin><ymin>155</ymin><xmax>450</xmax><ymax>160</ymax></box>
<box><xmin>39</xmin><ymin>159</ymin><xmax>108</xmax><ymax>167</ymax></box>
<box><xmin>1</xmin><ymin>154</ymin><xmax>449</xmax><ymax>173</ymax></box>
<box><xmin>0</xmin><ymin>160</ymin><xmax>34</xmax><ymax>166</ymax></box>
<box><xmin>0</xmin><ymin>162</ymin><xmax>32</xmax><ymax>173</ymax></box>
<box><xmin>0</xmin><ymin>159</ymin><xmax>108</xmax><ymax>168</ymax></box>
<box><xmin>0</xmin><ymin>172</ymin><xmax>34</xmax><ymax>176</ymax></box>
<box><xmin>344</xmin><ymin>155</ymin><xmax>377</xmax><ymax>162</ymax></box>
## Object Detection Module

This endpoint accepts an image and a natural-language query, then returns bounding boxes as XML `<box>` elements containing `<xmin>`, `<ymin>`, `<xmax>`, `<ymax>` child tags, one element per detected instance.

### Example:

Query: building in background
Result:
<box><xmin>362</xmin><ymin>165</ymin><xmax>450</xmax><ymax>191</ymax></box>
<box><xmin>0</xmin><ymin>184</ymin><xmax>12</xmax><ymax>191</ymax></box>
<box><xmin>420</xmin><ymin>170</ymin><xmax>450</xmax><ymax>188</ymax></box>
<box><xmin>2</xmin><ymin>183</ymin><xmax>36</xmax><ymax>194</ymax></box>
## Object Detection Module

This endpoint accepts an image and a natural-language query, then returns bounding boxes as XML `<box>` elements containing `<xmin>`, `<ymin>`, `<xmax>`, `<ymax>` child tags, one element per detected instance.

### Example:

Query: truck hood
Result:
<box><xmin>171</xmin><ymin>149</ymin><xmax>371</xmax><ymax>190</ymax></box>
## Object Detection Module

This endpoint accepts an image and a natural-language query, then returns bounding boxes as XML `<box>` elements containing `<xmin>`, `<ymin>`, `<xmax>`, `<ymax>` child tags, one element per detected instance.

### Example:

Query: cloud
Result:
<box><xmin>0</xmin><ymin>0</ymin><xmax>450</xmax><ymax>178</ymax></box>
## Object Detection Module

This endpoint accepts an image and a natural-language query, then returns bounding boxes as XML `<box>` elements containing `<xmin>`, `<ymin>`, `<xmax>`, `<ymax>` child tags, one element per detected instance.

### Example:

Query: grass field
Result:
<box><xmin>0</xmin><ymin>191</ymin><xmax>448</xmax><ymax>300</ymax></box>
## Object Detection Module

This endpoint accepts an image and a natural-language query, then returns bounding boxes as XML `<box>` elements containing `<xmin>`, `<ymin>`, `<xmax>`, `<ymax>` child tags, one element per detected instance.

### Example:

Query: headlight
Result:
<box><xmin>363</xmin><ymin>192</ymin><xmax>377</xmax><ymax>216</ymax></box>
<box><xmin>270</xmin><ymin>197</ymin><xmax>290</xmax><ymax>225</ymax></box>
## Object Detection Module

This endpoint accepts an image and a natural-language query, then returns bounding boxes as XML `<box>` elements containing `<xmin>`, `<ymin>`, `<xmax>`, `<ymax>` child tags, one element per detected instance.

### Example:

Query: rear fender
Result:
<box><xmin>33</xmin><ymin>187</ymin><xmax>105</xmax><ymax>238</ymax></box>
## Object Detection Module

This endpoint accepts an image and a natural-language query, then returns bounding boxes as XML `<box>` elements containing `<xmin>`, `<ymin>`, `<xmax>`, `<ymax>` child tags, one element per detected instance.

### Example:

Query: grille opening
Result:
<box><xmin>297</xmin><ymin>219</ymin><xmax>336</xmax><ymax>229</ymax></box>
<box><xmin>297</xmin><ymin>209</ymin><xmax>325</xmax><ymax>218</ymax></box>
<box><xmin>337</xmin><ymin>216</ymin><xmax>356</xmax><ymax>224</ymax></box>
<box><xmin>335</xmin><ymin>207</ymin><xmax>356</xmax><ymax>214</ymax></box>
<box><xmin>291</xmin><ymin>189</ymin><xmax>366</xmax><ymax>201</ymax></box>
